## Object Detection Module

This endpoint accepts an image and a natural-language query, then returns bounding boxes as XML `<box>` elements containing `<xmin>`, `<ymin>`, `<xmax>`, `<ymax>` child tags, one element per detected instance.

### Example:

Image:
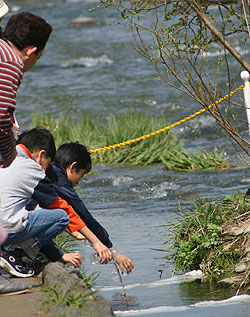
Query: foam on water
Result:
<box><xmin>97</xmin><ymin>270</ymin><xmax>204</xmax><ymax>292</ymax></box>
<box><xmin>108</xmin><ymin>175</ymin><xmax>134</xmax><ymax>186</ymax></box>
<box><xmin>114</xmin><ymin>295</ymin><xmax>250</xmax><ymax>316</ymax></box>
<box><xmin>61</xmin><ymin>55</ymin><xmax>113</xmax><ymax>68</ymax></box>
<box><xmin>130</xmin><ymin>181</ymin><xmax>180</xmax><ymax>199</ymax></box>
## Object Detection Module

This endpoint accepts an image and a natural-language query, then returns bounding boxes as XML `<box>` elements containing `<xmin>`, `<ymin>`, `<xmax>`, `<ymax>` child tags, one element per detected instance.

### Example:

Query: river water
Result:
<box><xmin>9</xmin><ymin>0</ymin><xmax>250</xmax><ymax>316</ymax></box>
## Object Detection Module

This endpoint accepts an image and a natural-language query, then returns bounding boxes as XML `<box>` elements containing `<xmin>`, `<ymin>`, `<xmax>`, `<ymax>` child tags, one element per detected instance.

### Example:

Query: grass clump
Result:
<box><xmin>31</xmin><ymin>111</ymin><xmax>230</xmax><ymax>170</ymax></box>
<box><xmin>162</xmin><ymin>149</ymin><xmax>231</xmax><ymax>171</ymax></box>
<box><xmin>164</xmin><ymin>193</ymin><xmax>250</xmax><ymax>283</ymax></box>
<box><xmin>41</xmin><ymin>284</ymin><xmax>94</xmax><ymax>312</ymax></box>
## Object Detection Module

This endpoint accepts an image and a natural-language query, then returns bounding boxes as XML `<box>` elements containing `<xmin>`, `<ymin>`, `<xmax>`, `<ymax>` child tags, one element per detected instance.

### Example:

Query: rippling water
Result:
<box><xmin>9</xmin><ymin>0</ymin><xmax>250</xmax><ymax>315</ymax></box>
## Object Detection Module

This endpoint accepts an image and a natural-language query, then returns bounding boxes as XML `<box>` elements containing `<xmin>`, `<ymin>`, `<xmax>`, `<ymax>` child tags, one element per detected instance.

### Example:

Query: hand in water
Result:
<box><xmin>92</xmin><ymin>241</ymin><xmax>112</xmax><ymax>264</ymax></box>
<box><xmin>116</xmin><ymin>252</ymin><xmax>134</xmax><ymax>274</ymax></box>
<box><xmin>61</xmin><ymin>252</ymin><xmax>82</xmax><ymax>268</ymax></box>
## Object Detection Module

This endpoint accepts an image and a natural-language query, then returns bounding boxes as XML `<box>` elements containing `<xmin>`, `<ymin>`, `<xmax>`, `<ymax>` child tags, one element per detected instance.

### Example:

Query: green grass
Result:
<box><xmin>41</xmin><ymin>284</ymin><xmax>95</xmax><ymax>313</ymax></box>
<box><xmin>163</xmin><ymin>193</ymin><xmax>250</xmax><ymax>280</ymax></box>
<box><xmin>31</xmin><ymin>111</ymin><xmax>230</xmax><ymax>170</ymax></box>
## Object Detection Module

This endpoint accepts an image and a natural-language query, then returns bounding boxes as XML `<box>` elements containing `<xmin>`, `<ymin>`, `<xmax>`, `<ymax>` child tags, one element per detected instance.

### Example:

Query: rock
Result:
<box><xmin>69</xmin><ymin>17</ymin><xmax>103</xmax><ymax>27</ymax></box>
<box><xmin>217</xmin><ymin>275</ymin><xmax>244</xmax><ymax>288</ymax></box>
<box><xmin>42</xmin><ymin>262</ymin><xmax>114</xmax><ymax>317</ymax></box>
<box><xmin>235</xmin><ymin>263</ymin><xmax>247</xmax><ymax>273</ymax></box>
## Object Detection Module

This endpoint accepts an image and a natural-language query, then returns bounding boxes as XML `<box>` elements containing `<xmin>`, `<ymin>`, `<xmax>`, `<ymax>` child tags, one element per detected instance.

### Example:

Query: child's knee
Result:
<box><xmin>58</xmin><ymin>210</ymin><xmax>69</xmax><ymax>228</ymax></box>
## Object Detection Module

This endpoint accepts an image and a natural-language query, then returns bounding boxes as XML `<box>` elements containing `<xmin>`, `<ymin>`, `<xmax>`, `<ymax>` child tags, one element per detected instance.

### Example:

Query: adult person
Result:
<box><xmin>0</xmin><ymin>9</ymin><xmax>52</xmax><ymax>295</ymax></box>
<box><xmin>0</xmin><ymin>11</ymin><xmax>52</xmax><ymax>168</ymax></box>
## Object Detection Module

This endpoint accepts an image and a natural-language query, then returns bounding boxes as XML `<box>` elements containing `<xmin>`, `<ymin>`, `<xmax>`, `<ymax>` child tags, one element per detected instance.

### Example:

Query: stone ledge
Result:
<box><xmin>41</xmin><ymin>262</ymin><xmax>114</xmax><ymax>317</ymax></box>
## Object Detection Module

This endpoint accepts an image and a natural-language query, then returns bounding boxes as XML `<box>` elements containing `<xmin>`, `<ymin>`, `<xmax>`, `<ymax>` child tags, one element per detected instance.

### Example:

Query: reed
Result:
<box><xmin>162</xmin><ymin>149</ymin><xmax>231</xmax><ymax>171</ymax></box>
<box><xmin>31</xmin><ymin>111</ymin><xmax>230</xmax><ymax>169</ymax></box>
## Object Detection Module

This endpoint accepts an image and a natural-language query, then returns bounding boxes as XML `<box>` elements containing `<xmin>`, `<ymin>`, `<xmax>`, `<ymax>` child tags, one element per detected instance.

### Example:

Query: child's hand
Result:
<box><xmin>61</xmin><ymin>252</ymin><xmax>82</xmax><ymax>268</ymax></box>
<box><xmin>92</xmin><ymin>242</ymin><xmax>112</xmax><ymax>264</ymax></box>
<box><xmin>116</xmin><ymin>252</ymin><xmax>134</xmax><ymax>274</ymax></box>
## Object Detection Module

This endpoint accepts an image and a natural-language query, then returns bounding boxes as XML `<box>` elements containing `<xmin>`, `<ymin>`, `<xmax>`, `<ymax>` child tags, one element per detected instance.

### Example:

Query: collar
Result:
<box><xmin>17</xmin><ymin>144</ymin><xmax>33</xmax><ymax>160</ymax></box>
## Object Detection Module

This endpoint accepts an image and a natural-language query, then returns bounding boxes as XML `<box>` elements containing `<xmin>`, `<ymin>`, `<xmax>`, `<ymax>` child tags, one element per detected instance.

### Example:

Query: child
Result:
<box><xmin>0</xmin><ymin>128</ymin><xmax>112</xmax><ymax>277</ymax></box>
<box><xmin>45</xmin><ymin>142</ymin><xmax>134</xmax><ymax>274</ymax></box>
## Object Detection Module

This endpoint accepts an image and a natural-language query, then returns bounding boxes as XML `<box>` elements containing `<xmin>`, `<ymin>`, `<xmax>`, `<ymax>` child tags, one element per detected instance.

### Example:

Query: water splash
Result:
<box><xmin>112</xmin><ymin>262</ymin><xmax>129</xmax><ymax>307</ymax></box>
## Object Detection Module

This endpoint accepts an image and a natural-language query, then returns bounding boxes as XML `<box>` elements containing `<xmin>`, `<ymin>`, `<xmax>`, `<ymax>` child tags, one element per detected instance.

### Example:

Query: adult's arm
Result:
<box><xmin>0</xmin><ymin>60</ymin><xmax>23</xmax><ymax>164</ymax></box>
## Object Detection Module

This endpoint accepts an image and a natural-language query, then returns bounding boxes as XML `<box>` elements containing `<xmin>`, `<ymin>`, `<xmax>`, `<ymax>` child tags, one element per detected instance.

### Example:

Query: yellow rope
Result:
<box><xmin>89</xmin><ymin>85</ymin><xmax>245</xmax><ymax>154</ymax></box>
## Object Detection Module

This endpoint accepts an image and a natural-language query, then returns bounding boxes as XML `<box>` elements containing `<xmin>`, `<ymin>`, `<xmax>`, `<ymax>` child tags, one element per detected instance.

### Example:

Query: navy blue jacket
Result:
<box><xmin>50</xmin><ymin>162</ymin><xmax>113</xmax><ymax>248</ymax></box>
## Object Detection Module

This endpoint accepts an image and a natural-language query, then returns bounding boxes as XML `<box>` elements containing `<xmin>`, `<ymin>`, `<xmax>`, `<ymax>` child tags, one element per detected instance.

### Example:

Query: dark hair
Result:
<box><xmin>1</xmin><ymin>12</ymin><xmax>52</xmax><ymax>53</ymax></box>
<box><xmin>17</xmin><ymin>127</ymin><xmax>56</xmax><ymax>160</ymax></box>
<box><xmin>54</xmin><ymin>142</ymin><xmax>92</xmax><ymax>174</ymax></box>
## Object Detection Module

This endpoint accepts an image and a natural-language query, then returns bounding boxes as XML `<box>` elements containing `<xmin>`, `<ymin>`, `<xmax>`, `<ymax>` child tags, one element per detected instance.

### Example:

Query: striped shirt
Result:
<box><xmin>0</xmin><ymin>39</ymin><xmax>23</xmax><ymax>162</ymax></box>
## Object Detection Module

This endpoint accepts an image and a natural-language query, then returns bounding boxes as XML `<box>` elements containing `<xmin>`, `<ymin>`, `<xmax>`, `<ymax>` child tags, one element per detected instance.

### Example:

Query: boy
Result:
<box><xmin>45</xmin><ymin>142</ymin><xmax>134</xmax><ymax>274</ymax></box>
<box><xmin>0</xmin><ymin>128</ymin><xmax>112</xmax><ymax>277</ymax></box>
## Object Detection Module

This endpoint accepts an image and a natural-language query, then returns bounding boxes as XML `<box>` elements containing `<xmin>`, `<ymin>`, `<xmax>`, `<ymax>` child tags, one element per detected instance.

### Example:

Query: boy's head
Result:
<box><xmin>54</xmin><ymin>142</ymin><xmax>92</xmax><ymax>186</ymax></box>
<box><xmin>2</xmin><ymin>12</ymin><xmax>52</xmax><ymax>71</ymax></box>
<box><xmin>17</xmin><ymin>127</ymin><xmax>56</xmax><ymax>171</ymax></box>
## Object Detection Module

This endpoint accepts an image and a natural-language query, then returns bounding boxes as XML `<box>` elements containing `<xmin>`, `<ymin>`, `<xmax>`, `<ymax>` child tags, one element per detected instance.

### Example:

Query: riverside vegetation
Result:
<box><xmin>163</xmin><ymin>193</ymin><xmax>250</xmax><ymax>294</ymax></box>
<box><xmin>31</xmin><ymin>111</ymin><xmax>231</xmax><ymax>170</ymax></box>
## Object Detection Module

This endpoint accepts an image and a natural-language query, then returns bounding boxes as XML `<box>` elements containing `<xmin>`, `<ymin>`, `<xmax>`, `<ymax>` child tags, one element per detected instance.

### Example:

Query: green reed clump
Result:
<box><xmin>163</xmin><ymin>193</ymin><xmax>250</xmax><ymax>280</ymax></box>
<box><xmin>95</xmin><ymin>111</ymin><xmax>183</xmax><ymax>165</ymax></box>
<box><xmin>31</xmin><ymin>111</ymin><xmax>229</xmax><ymax>169</ymax></box>
<box><xmin>162</xmin><ymin>149</ymin><xmax>231</xmax><ymax>171</ymax></box>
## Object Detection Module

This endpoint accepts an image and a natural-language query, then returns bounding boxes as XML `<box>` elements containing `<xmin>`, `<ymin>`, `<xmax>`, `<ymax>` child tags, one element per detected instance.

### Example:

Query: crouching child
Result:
<box><xmin>44</xmin><ymin>142</ymin><xmax>134</xmax><ymax>274</ymax></box>
<box><xmin>0</xmin><ymin>128</ymin><xmax>112</xmax><ymax>277</ymax></box>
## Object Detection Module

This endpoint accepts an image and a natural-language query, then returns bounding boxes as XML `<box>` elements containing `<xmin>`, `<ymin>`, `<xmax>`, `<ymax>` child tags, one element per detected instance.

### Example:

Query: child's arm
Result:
<box><xmin>78</xmin><ymin>226</ymin><xmax>112</xmax><ymax>264</ymax></box>
<box><xmin>61</xmin><ymin>252</ymin><xmax>82</xmax><ymax>268</ymax></box>
<box><xmin>65</xmin><ymin>228</ymin><xmax>86</xmax><ymax>240</ymax></box>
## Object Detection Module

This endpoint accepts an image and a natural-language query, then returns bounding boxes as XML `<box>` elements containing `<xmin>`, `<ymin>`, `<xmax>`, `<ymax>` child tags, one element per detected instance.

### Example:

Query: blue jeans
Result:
<box><xmin>5</xmin><ymin>208</ymin><xmax>69</xmax><ymax>249</ymax></box>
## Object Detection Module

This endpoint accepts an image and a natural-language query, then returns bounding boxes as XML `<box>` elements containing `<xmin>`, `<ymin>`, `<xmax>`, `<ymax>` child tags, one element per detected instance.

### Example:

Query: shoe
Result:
<box><xmin>0</xmin><ymin>250</ymin><xmax>34</xmax><ymax>278</ymax></box>
<box><xmin>12</xmin><ymin>248</ymin><xmax>49</xmax><ymax>275</ymax></box>
<box><xmin>0</xmin><ymin>276</ymin><xmax>31</xmax><ymax>296</ymax></box>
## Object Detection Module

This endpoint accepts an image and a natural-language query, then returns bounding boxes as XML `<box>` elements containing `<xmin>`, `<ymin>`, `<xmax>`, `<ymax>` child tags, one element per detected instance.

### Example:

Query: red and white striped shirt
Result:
<box><xmin>0</xmin><ymin>39</ymin><xmax>23</xmax><ymax>162</ymax></box>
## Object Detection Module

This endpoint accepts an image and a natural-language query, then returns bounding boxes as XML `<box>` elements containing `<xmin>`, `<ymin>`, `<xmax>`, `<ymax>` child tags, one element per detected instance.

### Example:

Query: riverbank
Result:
<box><xmin>167</xmin><ymin>193</ymin><xmax>250</xmax><ymax>294</ymax></box>
<box><xmin>0</xmin><ymin>262</ymin><xmax>114</xmax><ymax>317</ymax></box>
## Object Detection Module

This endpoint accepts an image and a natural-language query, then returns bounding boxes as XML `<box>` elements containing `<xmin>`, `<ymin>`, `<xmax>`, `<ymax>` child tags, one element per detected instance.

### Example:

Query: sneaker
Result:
<box><xmin>0</xmin><ymin>250</ymin><xmax>34</xmax><ymax>278</ymax></box>
<box><xmin>0</xmin><ymin>276</ymin><xmax>31</xmax><ymax>296</ymax></box>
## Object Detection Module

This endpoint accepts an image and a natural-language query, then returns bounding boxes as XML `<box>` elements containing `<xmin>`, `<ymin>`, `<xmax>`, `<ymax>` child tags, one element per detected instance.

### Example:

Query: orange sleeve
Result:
<box><xmin>48</xmin><ymin>197</ymin><xmax>85</xmax><ymax>233</ymax></box>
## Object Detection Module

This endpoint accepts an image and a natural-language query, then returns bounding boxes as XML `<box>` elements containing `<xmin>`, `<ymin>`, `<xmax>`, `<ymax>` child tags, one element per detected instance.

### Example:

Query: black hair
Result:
<box><xmin>45</xmin><ymin>164</ymin><xmax>58</xmax><ymax>183</ymax></box>
<box><xmin>0</xmin><ymin>12</ymin><xmax>52</xmax><ymax>53</ymax></box>
<box><xmin>17</xmin><ymin>127</ymin><xmax>56</xmax><ymax>160</ymax></box>
<box><xmin>54</xmin><ymin>142</ymin><xmax>92</xmax><ymax>174</ymax></box>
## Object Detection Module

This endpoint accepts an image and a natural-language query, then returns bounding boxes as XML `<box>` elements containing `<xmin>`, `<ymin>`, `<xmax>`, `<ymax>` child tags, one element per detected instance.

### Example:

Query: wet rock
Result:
<box><xmin>42</xmin><ymin>262</ymin><xmax>114</xmax><ymax>317</ymax></box>
<box><xmin>69</xmin><ymin>17</ymin><xmax>103</xmax><ymax>27</ymax></box>
<box><xmin>217</xmin><ymin>275</ymin><xmax>244</xmax><ymax>288</ymax></box>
